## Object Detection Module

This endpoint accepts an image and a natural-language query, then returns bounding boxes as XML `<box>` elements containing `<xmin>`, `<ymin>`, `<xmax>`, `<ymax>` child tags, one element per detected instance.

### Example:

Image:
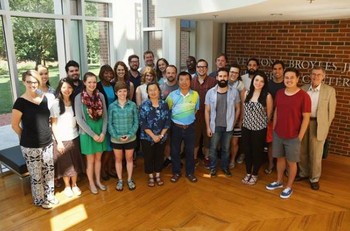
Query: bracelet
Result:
<box><xmin>159</xmin><ymin>134</ymin><xmax>164</xmax><ymax>138</ymax></box>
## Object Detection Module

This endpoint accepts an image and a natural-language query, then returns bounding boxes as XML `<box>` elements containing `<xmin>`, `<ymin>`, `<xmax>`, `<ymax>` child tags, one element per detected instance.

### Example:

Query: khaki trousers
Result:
<box><xmin>299</xmin><ymin>120</ymin><xmax>326</xmax><ymax>183</ymax></box>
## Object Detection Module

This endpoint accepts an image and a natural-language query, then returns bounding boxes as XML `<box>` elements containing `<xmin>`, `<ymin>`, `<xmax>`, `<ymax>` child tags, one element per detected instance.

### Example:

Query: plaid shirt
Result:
<box><xmin>191</xmin><ymin>76</ymin><xmax>217</xmax><ymax>117</ymax></box>
<box><xmin>108</xmin><ymin>100</ymin><xmax>139</xmax><ymax>144</ymax></box>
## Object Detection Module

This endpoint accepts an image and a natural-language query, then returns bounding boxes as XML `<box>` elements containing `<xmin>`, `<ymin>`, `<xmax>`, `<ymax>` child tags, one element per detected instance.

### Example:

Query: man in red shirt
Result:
<box><xmin>266</xmin><ymin>67</ymin><xmax>311</xmax><ymax>199</ymax></box>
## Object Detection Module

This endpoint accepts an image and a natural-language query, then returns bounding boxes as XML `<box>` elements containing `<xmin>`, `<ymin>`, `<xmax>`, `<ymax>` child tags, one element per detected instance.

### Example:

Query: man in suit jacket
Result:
<box><xmin>298</xmin><ymin>66</ymin><xmax>337</xmax><ymax>190</ymax></box>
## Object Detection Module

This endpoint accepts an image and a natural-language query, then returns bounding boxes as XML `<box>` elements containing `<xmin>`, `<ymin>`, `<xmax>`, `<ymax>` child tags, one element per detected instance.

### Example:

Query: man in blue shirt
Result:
<box><xmin>205</xmin><ymin>68</ymin><xmax>241</xmax><ymax>177</ymax></box>
<box><xmin>166</xmin><ymin>71</ymin><xmax>200</xmax><ymax>183</ymax></box>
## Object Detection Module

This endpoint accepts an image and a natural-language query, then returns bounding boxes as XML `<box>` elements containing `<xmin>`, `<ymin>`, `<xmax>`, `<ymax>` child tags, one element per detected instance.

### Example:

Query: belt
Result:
<box><xmin>310</xmin><ymin>117</ymin><xmax>317</xmax><ymax>121</ymax></box>
<box><xmin>173</xmin><ymin>122</ymin><xmax>191</xmax><ymax>129</ymax></box>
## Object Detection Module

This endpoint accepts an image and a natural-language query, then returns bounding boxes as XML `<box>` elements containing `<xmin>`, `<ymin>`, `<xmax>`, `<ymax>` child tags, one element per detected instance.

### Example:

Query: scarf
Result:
<box><xmin>81</xmin><ymin>89</ymin><xmax>103</xmax><ymax>120</ymax></box>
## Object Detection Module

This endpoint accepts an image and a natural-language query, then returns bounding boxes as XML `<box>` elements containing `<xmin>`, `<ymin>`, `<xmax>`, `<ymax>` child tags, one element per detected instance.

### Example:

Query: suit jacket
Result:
<box><xmin>302</xmin><ymin>83</ymin><xmax>336</xmax><ymax>141</ymax></box>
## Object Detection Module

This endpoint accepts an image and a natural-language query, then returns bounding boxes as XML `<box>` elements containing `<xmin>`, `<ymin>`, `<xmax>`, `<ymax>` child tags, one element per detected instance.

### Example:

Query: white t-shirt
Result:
<box><xmin>50</xmin><ymin>100</ymin><xmax>79</xmax><ymax>141</ymax></box>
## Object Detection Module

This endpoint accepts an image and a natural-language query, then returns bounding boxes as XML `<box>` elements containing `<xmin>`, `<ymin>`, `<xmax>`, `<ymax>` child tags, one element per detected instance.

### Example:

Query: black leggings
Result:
<box><xmin>242</xmin><ymin>127</ymin><xmax>267</xmax><ymax>175</ymax></box>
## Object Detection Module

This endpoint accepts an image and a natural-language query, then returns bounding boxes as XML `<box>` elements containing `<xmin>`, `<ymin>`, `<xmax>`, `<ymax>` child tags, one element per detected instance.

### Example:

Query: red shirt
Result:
<box><xmin>191</xmin><ymin>76</ymin><xmax>217</xmax><ymax>117</ymax></box>
<box><xmin>274</xmin><ymin>89</ymin><xmax>311</xmax><ymax>139</ymax></box>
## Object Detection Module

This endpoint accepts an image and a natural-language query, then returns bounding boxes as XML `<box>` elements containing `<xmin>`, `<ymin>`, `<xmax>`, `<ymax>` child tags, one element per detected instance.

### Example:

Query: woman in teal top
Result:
<box><xmin>108</xmin><ymin>81</ymin><xmax>139</xmax><ymax>191</ymax></box>
<box><xmin>75</xmin><ymin>72</ymin><xmax>107</xmax><ymax>195</ymax></box>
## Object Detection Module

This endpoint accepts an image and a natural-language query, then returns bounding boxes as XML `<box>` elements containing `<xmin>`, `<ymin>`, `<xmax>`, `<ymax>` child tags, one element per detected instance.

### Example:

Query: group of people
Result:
<box><xmin>11</xmin><ymin>51</ymin><xmax>336</xmax><ymax>209</ymax></box>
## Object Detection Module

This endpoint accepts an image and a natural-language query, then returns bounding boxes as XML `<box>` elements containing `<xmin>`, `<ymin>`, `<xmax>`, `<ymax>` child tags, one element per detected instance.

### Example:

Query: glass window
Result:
<box><xmin>85</xmin><ymin>2</ymin><xmax>110</xmax><ymax>17</ymax></box>
<box><xmin>180</xmin><ymin>31</ymin><xmax>190</xmax><ymax>70</ymax></box>
<box><xmin>86</xmin><ymin>21</ymin><xmax>109</xmax><ymax>75</ymax></box>
<box><xmin>70</xmin><ymin>0</ymin><xmax>81</xmax><ymax>15</ymax></box>
<box><xmin>146</xmin><ymin>0</ymin><xmax>161</xmax><ymax>27</ymax></box>
<box><xmin>0</xmin><ymin>17</ymin><xmax>13</xmax><ymax>114</ymax></box>
<box><xmin>12</xmin><ymin>17</ymin><xmax>59</xmax><ymax>95</ymax></box>
<box><xmin>148</xmin><ymin>31</ymin><xmax>162</xmax><ymax>58</ymax></box>
<box><xmin>9</xmin><ymin>0</ymin><xmax>54</xmax><ymax>14</ymax></box>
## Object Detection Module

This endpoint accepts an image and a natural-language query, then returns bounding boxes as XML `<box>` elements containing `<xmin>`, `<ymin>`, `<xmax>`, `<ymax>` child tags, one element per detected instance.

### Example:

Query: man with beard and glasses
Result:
<box><xmin>241</xmin><ymin>58</ymin><xmax>260</xmax><ymax>91</ymax></box>
<box><xmin>65</xmin><ymin>60</ymin><xmax>83</xmax><ymax>99</ymax></box>
<box><xmin>191</xmin><ymin>59</ymin><xmax>217</xmax><ymax>168</ymax></box>
<box><xmin>205</xmin><ymin>68</ymin><xmax>241</xmax><ymax>178</ymax></box>
<box><xmin>128</xmin><ymin>54</ymin><xmax>142</xmax><ymax>103</ymax></box>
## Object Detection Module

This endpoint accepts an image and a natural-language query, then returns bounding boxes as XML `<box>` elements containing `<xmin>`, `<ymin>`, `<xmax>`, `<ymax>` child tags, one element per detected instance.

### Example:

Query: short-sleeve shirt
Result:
<box><xmin>274</xmin><ymin>89</ymin><xmax>311</xmax><ymax>139</ymax></box>
<box><xmin>13</xmin><ymin>97</ymin><xmax>52</xmax><ymax>148</ymax></box>
<box><xmin>166</xmin><ymin>89</ymin><xmax>200</xmax><ymax>125</ymax></box>
<box><xmin>50</xmin><ymin>99</ymin><xmax>79</xmax><ymax>141</ymax></box>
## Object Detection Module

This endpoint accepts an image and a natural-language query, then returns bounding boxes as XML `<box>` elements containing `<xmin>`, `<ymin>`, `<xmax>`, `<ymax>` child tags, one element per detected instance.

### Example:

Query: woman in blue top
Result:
<box><xmin>140</xmin><ymin>82</ymin><xmax>171</xmax><ymax>187</ymax></box>
<box><xmin>97</xmin><ymin>64</ymin><xmax>117</xmax><ymax>181</ymax></box>
<box><xmin>108</xmin><ymin>81</ymin><xmax>139</xmax><ymax>191</ymax></box>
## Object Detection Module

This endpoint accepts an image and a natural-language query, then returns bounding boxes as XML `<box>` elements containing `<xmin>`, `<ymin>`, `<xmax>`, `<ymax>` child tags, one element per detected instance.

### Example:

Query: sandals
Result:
<box><xmin>148</xmin><ymin>177</ymin><xmax>155</xmax><ymax>187</ymax></box>
<box><xmin>247</xmin><ymin>175</ymin><xmax>258</xmax><ymax>185</ymax></box>
<box><xmin>155</xmin><ymin>176</ymin><xmax>164</xmax><ymax>186</ymax></box>
<box><xmin>127</xmin><ymin>179</ymin><xmax>136</xmax><ymax>190</ymax></box>
<box><xmin>170</xmin><ymin>174</ymin><xmax>181</xmax><ymax>183</ymax></box>
<box><xmin>242</xmin><ymin>174</ymin><xmax>251</xmax><ymax>184</ymax></box>
<box><xmin>116</xmin><ymin>180</ymin><xmax>123</xmax><ymax>191</ymax></box>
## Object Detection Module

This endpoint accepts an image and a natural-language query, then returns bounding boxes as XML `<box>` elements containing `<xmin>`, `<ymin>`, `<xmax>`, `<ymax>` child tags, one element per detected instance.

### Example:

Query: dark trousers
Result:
<box><xmin>141</xmin><ymin>140</ymin><xmax>166</xmax><ymax>174</ymax></box>
<box><xmin>171</xmin><ymin>123</ymin><xmax>195</xmax><ymax>175</ymax></box>
<box><xmin>242</xmin><ymin>127</ymin><xmax>267</xmax><ymax>175</ymax></box>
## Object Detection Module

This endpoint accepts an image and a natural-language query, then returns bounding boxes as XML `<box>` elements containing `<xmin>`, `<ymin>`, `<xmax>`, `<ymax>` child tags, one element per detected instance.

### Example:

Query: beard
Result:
<box><xmin>217</xmin><ymin>80</ymin><xmax>228</xmax><ymax>88</ymax></box>
<box><xmin>247</xmin><ymin>69</ymin><xmax>257</xmax><ymax>75</ymax></box>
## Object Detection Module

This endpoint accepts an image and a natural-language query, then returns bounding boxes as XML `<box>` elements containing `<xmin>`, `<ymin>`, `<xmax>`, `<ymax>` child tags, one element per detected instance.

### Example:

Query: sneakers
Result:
<box><xmin>236</xmin><ymin>153</ymin><xmax>245</xmax><ymax>164</ymax></box>
<box><xmin>63</xmin><ymin>187</ymin><xmax>74</xmax><ymax>198</ymax></box>
<box><xmin>48</xmin><ymin>197</ymin><xmax>59</xmax><ymax>205</ymax></box>
<box><xmin>266</xmin><ymin>182</ymin><xmax>283</xmax><ymax>190</ymax></box>
<box><xmin>280</xmin><ymin>187</ymin><xmax>293</xmax><ymax>199</ymax></box>
<box><xmin>222</xmin><ymin>169</ymin><xmax>232</xmax><ymax>177</ymax></box>
<box><xmin>72</xmin><ymin>186</ymin><xmax>82</xmax><ymax>196</ymax></box>
<box><xmin>210</xmin><ymin>169</ymin><xmax>217</xmax><ymax>177</ymax></box>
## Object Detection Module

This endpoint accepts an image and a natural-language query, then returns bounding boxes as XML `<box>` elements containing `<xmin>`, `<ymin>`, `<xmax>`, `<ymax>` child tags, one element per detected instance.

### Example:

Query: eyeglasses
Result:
<box><xmin>26</xmin><ymin>81</ymin><xmax>39</xmax><ymax>85</ymax></box>
<box><xmin>196</xmin><ymin>66</ymin><xmax>207</xmax><ymax>69</ymax></box>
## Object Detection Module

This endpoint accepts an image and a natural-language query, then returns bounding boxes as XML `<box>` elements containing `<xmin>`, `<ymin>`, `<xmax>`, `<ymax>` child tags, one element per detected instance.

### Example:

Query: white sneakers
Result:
<box><xmin>64</xmin><ymin>185</ymin><xmax>82</xmax><ymax>198</ymax></box>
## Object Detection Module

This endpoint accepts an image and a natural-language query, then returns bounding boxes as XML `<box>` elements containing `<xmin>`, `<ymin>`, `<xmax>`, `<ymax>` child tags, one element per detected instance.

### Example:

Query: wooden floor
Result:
<box><xmin>1</xmin><ymin>154</ymin><xmax>350</xmax><ymax>231</ymax></box>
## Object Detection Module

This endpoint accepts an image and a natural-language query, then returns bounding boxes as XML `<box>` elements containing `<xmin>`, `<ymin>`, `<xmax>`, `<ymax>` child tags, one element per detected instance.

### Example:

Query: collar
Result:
<box><xmin>308</xmin><ymin>83</ymin><xmax>321</xmax><ymax>92</ymax></box>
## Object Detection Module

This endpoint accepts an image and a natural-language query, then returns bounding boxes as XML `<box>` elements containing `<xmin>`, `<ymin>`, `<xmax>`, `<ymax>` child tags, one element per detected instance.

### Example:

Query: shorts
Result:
<box><xmin>272</xmin><ymin>131</ymin><xmax>301</xmax><ymax>162</ymax></box>
<box><xmin>111</xmin><ymin>140</ymin><xmax>137</xmax><ymax>150</ymax></box>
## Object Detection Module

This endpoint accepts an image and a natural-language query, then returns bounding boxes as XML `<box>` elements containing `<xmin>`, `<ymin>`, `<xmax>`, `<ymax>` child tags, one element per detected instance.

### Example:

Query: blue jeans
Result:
<box><xmin>170</xmin><ymin>123</ymin><xmax>195</xmax><ymax>176</ymax></box>
<box><xmin>209</xmin><ymin>126</ymin><xmax>233</xmax><ymax>170</ymax></box>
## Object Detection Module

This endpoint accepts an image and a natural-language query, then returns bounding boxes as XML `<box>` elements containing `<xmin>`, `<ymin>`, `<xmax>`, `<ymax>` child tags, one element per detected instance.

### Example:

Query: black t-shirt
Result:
<box><xmin>13</xmin><ymin>97</ymin><xmax>52</xmax><ymax>148</ymax></box>
<box><xmin>268</xmin><ymin>80</ymin><xmax>285</xmax><ymax>99</ymax></box>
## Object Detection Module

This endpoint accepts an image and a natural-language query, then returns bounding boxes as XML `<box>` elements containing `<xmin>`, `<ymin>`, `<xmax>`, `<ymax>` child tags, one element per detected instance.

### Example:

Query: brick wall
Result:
<box><xmin>226</xmin><ymin>19</ymin><xmax>350</xmax><ymax>156</ymax></box>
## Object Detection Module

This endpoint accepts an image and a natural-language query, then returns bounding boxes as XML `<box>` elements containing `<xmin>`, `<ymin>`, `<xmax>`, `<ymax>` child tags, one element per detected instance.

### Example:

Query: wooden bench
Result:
<box><xmin>0</xmin><ymin>145</ymin><xmax>30</xmax><ymax>195</ymax></box>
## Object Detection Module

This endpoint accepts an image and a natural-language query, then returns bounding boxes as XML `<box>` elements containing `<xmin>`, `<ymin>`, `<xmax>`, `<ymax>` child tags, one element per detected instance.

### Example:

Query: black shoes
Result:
<box><xmin>310</xmin><ymin>182</ymin><xmax>320</xmax><ymax>190</ymax></box>
<box><xmin>222</xmin><ymin>169</ymin><xmax>232</xmax><ymax>177</ymax></box>
<box><xmin>210</xmin><ymin>169</ymin><xmax>217</xmax><ymax>177</ymax></box>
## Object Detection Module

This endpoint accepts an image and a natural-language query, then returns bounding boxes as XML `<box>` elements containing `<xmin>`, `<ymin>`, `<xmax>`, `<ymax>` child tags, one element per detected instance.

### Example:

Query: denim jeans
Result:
<box><xmin>209</xmin><ymin>126</ymin><xmax>233</xmax><ymax>170</ymax></box>
<box><xmin>170</xmin><ymin>123</ymin><xmax>195</xmax><ymax>176</ymax></box>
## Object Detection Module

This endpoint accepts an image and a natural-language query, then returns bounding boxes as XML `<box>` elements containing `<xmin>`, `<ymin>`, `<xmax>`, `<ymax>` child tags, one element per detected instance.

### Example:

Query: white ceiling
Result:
<box><xmin>158</xmin><ymin>0</ymin><xmax>350</xmax><ymax>22</ymax></box>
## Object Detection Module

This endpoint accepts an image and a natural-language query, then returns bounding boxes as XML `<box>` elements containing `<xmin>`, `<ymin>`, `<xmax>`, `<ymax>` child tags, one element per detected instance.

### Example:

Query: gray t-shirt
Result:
<box><xmin>215</xmin><ymin>92</ymin><xmax>227</xmax><ymax>127</ymax></box>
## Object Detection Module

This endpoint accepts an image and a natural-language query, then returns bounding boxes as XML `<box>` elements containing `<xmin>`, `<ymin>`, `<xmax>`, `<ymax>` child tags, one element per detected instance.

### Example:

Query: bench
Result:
<box><xmin>0</xmin><ymin>145</ymin><xmax>30</xmax><ymax>195</ymax></box>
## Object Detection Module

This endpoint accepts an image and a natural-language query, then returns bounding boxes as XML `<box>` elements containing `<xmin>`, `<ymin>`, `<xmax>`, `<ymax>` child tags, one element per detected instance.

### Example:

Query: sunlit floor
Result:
<box><xmin>1</xmin><ymin>154</ymin><xmax>350</xmax><ymax>231</ymax></box>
